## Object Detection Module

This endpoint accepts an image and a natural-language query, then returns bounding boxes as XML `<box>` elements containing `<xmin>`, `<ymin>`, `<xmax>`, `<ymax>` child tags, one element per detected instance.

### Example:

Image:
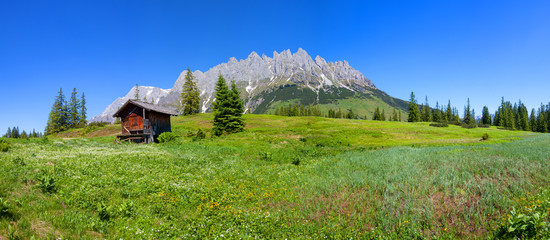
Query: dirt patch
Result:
<box><xmin>31</xmin><ymin>219</ymin><xmax>60</xmax><ymax>239</ymax></box>
<box><xmin>86</xmin><ymin>230</ymin><xmax>103</xmax><ymax>238</ymax></box>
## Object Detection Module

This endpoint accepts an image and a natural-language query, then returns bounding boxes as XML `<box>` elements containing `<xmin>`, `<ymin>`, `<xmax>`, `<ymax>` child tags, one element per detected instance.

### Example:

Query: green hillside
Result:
<box><xmin>1</xmin><ymin>115</ymin><xmax>548</xmax><ymax>239</ymax></box>
<box><xmin>251</xmin><ymin>85</ymin><xmax>409</xmax><ymax>120</ymax></box>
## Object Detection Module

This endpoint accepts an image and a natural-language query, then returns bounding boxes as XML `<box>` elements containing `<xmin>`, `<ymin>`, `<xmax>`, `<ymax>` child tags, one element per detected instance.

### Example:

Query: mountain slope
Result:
<box><xmin>92</xmin><ymin>49</ymin><xmax>407</xmax><ymax>122</ymax></box>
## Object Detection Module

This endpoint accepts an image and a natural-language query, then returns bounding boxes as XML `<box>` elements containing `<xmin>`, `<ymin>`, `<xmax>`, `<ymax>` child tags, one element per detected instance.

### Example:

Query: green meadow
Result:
<box><xmin>1</xmin><ymin>114</ymin><xmax>549</xmax><ymax>239</ymax></box>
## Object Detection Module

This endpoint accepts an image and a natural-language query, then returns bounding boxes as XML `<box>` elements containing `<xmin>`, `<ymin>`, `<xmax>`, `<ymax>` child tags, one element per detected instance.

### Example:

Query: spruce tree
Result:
<box><xmin>517</xmin><ymin>101</ymin><xmax>529</xmax><ymax>131</ymax></box>
<box><xmin>463</xmin><ymin>98</ymin><xmax>474</xmax><ymax>125</ymax></box>
<box><xmin>481</xmin><ymin>106</ymin><xmax>491</xmax><ymax>125</ymax></box>
<box><xmin>46</xmin><ymin>88</ymin><xmax>68</xmax><ymax>135</ymax></box>
<box><xmin>5</xmin><ymin>127</ymin><xmax>11</xmax><ymax>138</ymax></box>
<box><xmin>407</xmin><ymin>92</ymin><xmax>420</xmax><ymax>122</ymax></box>
<box><xmin>529</xmin><ymin>108</ymin><xmax>537</xmax><ymax>132</ymax></box>
<box><xmin>392</xmin><ymin>109</ymin><xmax>398</xmax><ymax>121</ymax></box>
<box><xmin>212</xmin><ymin>74</ymin><xmax>242</xmax><ymax>136</ymax></box>
<box><xmin>421</xmin><ymin>96</ymin><xmax>431</xmax><ymax>122</ymax></box>
<box><xmin>180</xmin><ymin>68</ymin><xmax>201</xmax><ymax>115</ymax></box>
<box><xmin>432</xmin><ymin>101</ymin><xmax>441</xmax><ymax>123</ymax></box>
<box><xmin>68</xmin><ymin>88</ymin><xmax>80</xmax><ymax>128</ymax></box>
<box><xmin>226</xmin><ymin>80</ymin><xmax>245</xmax><ymax>133</ymax></box>
<box><xmin>80</xmin><ymin>92</ymin><xmax>87</xmax><ymax>126</ymax></box>
<box><xmin>446</xmin><ymin>100</ymin><xmax>453</xmax><ymax>122</ymax></box>
<box><xmin>398</xmin><ymin>111</ymin><xmax>402</xmax><ymax>122</ymax></box>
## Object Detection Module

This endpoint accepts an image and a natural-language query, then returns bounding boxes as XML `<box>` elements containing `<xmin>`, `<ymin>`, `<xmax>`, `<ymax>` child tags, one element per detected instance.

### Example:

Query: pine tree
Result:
<box><xmin>134</xmin><ymin>84</ymin><xmax>140</xmax><ymax>100</ymax></box>
<box><xmin>481</xmin><ymin>106</ymin><xmax>491</xmax><ymax>125</ymax></box>
<box><xmin>21</xmin><ymin>130</ymin><xmax>27</xmax><ymax>139</ymax></box>
<box><xmin>226</xmin><ymin>80</ymin><xmax>245</xmax><ymax>133</ymax></box>
<box><xmin>392</xmin><ymin>109</ymin><xmax>398</xmax><ymax>121</ymax></box>
<box><xmin>381</xmin><ymin>109</ymin><xmax>386</xmax><ymax>121</ymax></box>
<box><xmin>421</xmin><ymin>96</ymin><xmax>431</xmax><ymax>122</ymax></box>
<box><xmin>463</xmin><ymin>98</ymin><xmax>475</xmax><ymax>125</ymax></box>
<box><xmin>180</xmin><ymin>68</ymin><xmax>201</xmax><ymax>115</ymax></box>
<box><xmin>407</xmin><ymin>92</ymin><xmax>420</xmax><ymax>122</ymax></box>
<box><xmin>80</xmin><ymin>92</ymin><xmax>87</xmax><ymax>126</ymax></box>
<box><xmin>373</xmin><ymin>107</ymin><xmax>382</xmax><ymax>121</ymax></box>
<box><xmin>12</xmin><ymin>127</ymin><xmax>20</xmax><ymax>138</ymax></box>
<box><xmin>68</xmin><ymin>88</ymin><xmax>80</xmax><ymax>128</ymax></box>
<box><xmin>529</xmin><ymin>108</ymin><xmax>537</xmax><ymax>132</ymax></box>
<box><xmin>398</xmin><ymin>111</ymin><xmax>402</xmax><ymax>122</ymax></box>
<box><xmin>517</xmin><ymin>101</ymin><xmax>529</xmax><ymax>131</ymax></box>
<box><xmin>212</xmin><ymin>74</ymin><xmax>245</xmax><ymax>136</ymax></box>
<box><xmin>46</xmin><ymin>88</ymin><xmax>68</xmax><ymax>135</ymax></box>
<box><xmin>5</xmin><ymin>127</ymin><xmax>11</xmax><ymax>138</ymax></box>
<box><xmin>446</xmin><ymin>100</ymin><xmax>453</xmax><ymax>122</ymax></box>
<box><xmin>432</xmin><ymin>101</ymin><xmax>441</xmax><ymax>123</ymax></box>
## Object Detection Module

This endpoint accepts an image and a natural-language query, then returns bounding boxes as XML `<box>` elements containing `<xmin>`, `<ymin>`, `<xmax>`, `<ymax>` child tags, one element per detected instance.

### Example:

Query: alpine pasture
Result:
<box><xmin>1</xmin><ymin>114</ymin><xmax>549</xmax><ymax>239</ymax></box>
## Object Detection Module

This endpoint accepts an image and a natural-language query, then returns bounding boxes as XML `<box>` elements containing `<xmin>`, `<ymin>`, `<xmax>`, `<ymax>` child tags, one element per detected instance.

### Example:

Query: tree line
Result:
<box><xmin>45</xmin><ymin>88</ymin><xmax>87</xmax><ymax>135</ymax></box>
<box><xmin>407</xmin><ymin>92</ymin><xmax>461</xmax><ymax>124</ymax></box>
<box><xmin>272</xmin><ymin>103</ymin><xmax>405</xmax><ymax>121</ymax></box>
<box><xmin>3</xmin><ymin>127</ymin><xmax>43</xmax><ymax>139</ymax></box>
<box><xmin>407</xmin><ymin>91</ymin><xmax>550</xmax><ymax>133</ymax></box>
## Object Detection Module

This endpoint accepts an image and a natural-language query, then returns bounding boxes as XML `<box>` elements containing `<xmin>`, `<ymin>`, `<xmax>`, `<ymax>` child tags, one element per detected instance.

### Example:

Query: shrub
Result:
<box><xmin>259</xmin><ymin>151</ymin><xmax>273</xmax><ymax>161</ymax></box>
<box><xmin>461</xmin><ymin>122</ymin><xmax>477</xmax><ymax>129</ymax></box>
<box><xmin>0</xmin><ymin>142</ymin><xmax>9</xmax><ymax>152</ymax></box>
<box><xmin>192</xmin><ymin>129</ymin><xmax>206</xmax><ymax>141</ymax></box>
<box><xmin>158</xmin><ymin>132</ymin><xmax>177</xmax><ymax>143</ymax></box>
<box><xmin>36</xmin><ymin>173</ymin><xmax>57</xmax><ymax>194</ymax></box>
<box><xmin>117</xmin><ymin>201</ymin><xmax>135</xmax><ymax>218</ymax></box>
<box><xmin>0</xmin><ymin>197</ymin><xmax>10</xmax><ymax>218</ymax></box>
<box><xmin>97</xmin><ymin>202</ymin><xmax>112</xmax><ymax>221</ymax></box>
<box><xmin>482</xmin><ymin>133</ymin><xmax>490</xmax><ymax>141</ymax></box>
<box><xmin>292</xmin><ymin>157</ymin><xmax>301</xmax><ymax>166</ymax></box>
<box><xmin>478</xmin><ymin>124</ymin><xmax>491</xmax><ymax>128</ymax></box>
<box><xmin>429</xmin><ymin>122</ymin><xmax>448</xmax><ymax>127</ymax></box>
<box><xmin>11</xmin><ymin>157</ymin><xmax>25</xmax><ymax>166</ymax></box>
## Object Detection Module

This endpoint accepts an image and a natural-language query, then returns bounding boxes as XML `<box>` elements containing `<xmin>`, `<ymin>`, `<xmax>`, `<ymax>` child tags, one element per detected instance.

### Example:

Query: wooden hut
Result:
<box><xmin>113</xmin><ymin>99</ymin><xmax>178</xmax><ymax>143</ymax></box>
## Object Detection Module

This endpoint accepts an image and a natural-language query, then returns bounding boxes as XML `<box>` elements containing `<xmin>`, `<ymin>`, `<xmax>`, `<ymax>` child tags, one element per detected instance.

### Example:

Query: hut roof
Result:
<box><xmin>112</xmin><ymin>99</ymin><xmax>179</xmax><ymax>117</ymax></box>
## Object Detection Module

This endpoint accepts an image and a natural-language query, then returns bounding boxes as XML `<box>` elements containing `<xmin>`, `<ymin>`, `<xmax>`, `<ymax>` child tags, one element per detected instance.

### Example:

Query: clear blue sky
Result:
<box><xmin>1</xmin><ymin>0</ymin><xmax>550</xmax><ymax>133</ymax></box>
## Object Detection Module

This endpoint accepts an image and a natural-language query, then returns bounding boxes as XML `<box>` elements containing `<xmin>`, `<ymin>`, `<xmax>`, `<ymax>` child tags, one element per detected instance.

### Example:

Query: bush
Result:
<box><xmin>36</xmin><ymin>173</ymin><xmax>57</xmax><ymax>194</ymax></box>
<box><xmin>117</xmin><ymin>201</ymin><xmax>135</xmax><ymax>218</ymax></box>
<box><xmin>478</xmin><ymin>124</ymin><xmax>491</xmax><ymax>128</ymax></box>
<box><xmin>158</xmin><ymin>132</ymin><xmax>178</xmax><ymax>143</ymax></box>
<box><xmin>0</xmin><ymin>142</ymin><xmax>9</xmax><ymax>152</ymax></box>
<box><xmin>192</xmin><ymin>129</ymin><xmax>206</xmax><ymax>141</ymax></box>
<box><xmin>97</xmin><ymin>202</ymin><xmax>112</xmax><ymax>221</ymax></box>
<box><xmin>259</xmin><ymin>151</ymin><xmax>273</xmax><ymax>161</ymax></box>
<box><xmin>429</xmin><ymin>122</ymin><xmax>448</xmax><ymax>127</ymax></box>
<box><xmin>461</xmin><ymin>122</ymin><xmax>477</xmax><ymax>129</ymax></box>
<box><xmin>0</xmin><ymin>197</ymin><xmax>10</xmax><ymax>218</ymax></box>
<box><xmin>292</xmin><ymin>157</ymin><xmax>301</xmax><ymax>166</ymax></box>
<box><xmin>481</xmin><ymin>133</ymin><xmax>490</xmax><ymax>141</ymax></box>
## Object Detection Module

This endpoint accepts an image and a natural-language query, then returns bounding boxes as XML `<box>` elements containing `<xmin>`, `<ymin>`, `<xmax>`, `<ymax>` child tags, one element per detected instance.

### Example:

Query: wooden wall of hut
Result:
<box><xmin>149</xmin><ymin>112</ymin><xmax>171</xmax><ymax>135</ymax></box>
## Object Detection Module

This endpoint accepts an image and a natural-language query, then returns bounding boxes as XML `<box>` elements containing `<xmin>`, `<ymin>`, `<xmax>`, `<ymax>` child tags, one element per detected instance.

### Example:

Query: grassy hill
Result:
<box><xmin>1</xmin><ymin>114</ymin><xmax>548</xmax><ymax>239</ymax></box>
<box><xmin>251</xmin><ymin>85</ymin><xmax>409</xmax><ymax>120</ymax></box>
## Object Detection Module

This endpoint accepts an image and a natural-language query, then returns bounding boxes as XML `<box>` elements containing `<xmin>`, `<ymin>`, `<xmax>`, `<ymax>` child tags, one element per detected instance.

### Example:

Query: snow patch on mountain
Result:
<box><xmin>92</xmin><ymin>48</ymin><xmax>376</xmax><ymax>122</ymax></box>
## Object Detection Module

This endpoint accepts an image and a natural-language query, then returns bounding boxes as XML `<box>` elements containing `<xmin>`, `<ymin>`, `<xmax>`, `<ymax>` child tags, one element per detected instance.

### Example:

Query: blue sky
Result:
<box><xmin>1</xmin><ymin>0</ymin><xmax>550</xmax><ymax>132</ymax></box>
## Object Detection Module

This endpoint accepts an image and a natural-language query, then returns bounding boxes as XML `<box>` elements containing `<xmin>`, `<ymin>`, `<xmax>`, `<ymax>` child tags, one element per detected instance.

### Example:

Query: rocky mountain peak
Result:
<box><xmin>92</xmin><ymin>49</ymin><xmax>377</xmax><ymax>123</ymax></box>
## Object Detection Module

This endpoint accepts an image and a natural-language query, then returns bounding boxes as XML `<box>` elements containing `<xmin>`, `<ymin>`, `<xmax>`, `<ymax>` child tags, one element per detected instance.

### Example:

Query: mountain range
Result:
<box><xmin>91</xmin><ymin>48</ymin><xmax>408</xmax><ymax>123</ymax></box>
